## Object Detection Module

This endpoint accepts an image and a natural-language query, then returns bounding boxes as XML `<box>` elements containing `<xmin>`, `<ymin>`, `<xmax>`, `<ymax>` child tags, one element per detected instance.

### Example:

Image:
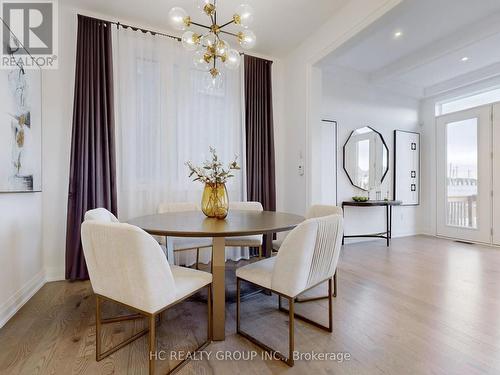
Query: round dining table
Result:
<box><xmin>128</xmin><ymin>209</ymin><xmax>304</xmax><ymax>341</ymax></box>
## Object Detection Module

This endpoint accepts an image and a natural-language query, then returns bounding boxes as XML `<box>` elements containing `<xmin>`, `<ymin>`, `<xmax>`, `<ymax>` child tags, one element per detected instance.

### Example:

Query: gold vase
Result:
<box><xmin>201</xmin><ymin>183</ymin><xmax>229</xmax><ymax>219</ymax></box>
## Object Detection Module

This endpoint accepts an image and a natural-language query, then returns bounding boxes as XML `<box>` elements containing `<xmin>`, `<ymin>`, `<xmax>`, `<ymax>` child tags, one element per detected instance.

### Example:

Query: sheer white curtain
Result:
<box><xmin>113</xmin><ymin>27</ymin><xmax>249</xmax><ymax>264</ymax></box>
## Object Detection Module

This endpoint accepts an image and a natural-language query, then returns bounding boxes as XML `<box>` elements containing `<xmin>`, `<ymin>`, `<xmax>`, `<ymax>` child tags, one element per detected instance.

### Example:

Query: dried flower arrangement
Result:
<box><xmin>186</xmin><ymin>146</ymin><xmax>240</xmax><ymax>185</ymax></box>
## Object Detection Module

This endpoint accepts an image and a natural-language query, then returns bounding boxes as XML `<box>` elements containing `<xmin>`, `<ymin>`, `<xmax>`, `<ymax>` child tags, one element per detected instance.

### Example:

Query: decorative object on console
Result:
<box><xmin>168</xmin><ymin>0</ymin><xmax>256</xmax><ymax>80</ymax></box>
<box><xmin>343</xmin><ymin>126</ymin><xmax>389</xmax><ymax>191</ymax></box>
<box><xmin>352</xmin><ymin>196</ymin><xmax>369</xmax><ymax>202</ymax></box>
<box><xmin>186</xmin><ymin>147</ymin><xmax>240</xmax><ymax>219</ymax></box>
<box><xmin>394</xmin><ymin>130</ymin><xmax>420</xmax><ymax>205</ymax></box>
<box><xmin>0</xmin><ymin>40</ymin><xmax>42</xmax><ymax>192</ymax></box>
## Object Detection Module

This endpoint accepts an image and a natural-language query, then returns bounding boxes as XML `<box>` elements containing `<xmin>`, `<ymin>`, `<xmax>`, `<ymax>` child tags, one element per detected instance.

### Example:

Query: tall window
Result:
<box><xmin>436</xmin><ymin>87</ymin><xmax>500</xmax><ymax>115</ymax></box>
<box><xmin>113</xmin><ymin>28</ymin><xmax>245</xmax><ymax>220</ymax></box>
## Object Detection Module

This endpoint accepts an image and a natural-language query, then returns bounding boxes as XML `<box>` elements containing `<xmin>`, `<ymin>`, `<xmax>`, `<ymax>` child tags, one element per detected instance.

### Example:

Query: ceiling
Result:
<box><xmin>67</xmin><ymin>0</ymin><xmax>349</xmax><ymax>57</ymax></box>
<box><xmin>317</xmin><ymin>0</ymin><xmax>500</xmax><ymax>98</ymax></box>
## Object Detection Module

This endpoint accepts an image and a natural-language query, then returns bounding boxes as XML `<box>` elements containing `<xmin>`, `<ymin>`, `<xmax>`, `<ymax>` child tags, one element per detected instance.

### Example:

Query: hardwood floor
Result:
<box><xmin>1</xmin><ymin>235</ymin><xmax>500</xmax><ymax>374</ymax></box>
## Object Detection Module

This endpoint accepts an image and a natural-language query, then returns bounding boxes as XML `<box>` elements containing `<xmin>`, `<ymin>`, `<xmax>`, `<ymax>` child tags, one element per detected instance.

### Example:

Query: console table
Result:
<box><xmin>341</xmin><ymin>200</ymin><xmax>402</xmax><ymax>246</ymax></box>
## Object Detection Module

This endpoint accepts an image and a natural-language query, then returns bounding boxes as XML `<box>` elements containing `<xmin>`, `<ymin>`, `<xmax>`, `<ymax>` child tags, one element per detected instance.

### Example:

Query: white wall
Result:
<box><xmin>279</xmin><ymin>0</ymin><xmax>401</xmax><ymax>217</ymax></box>
<box><xmin>321</xmin><ymin>69</ymin><xmax>420</xmax><ymax>238</ymax></box>
<box><xmin>0</xmin><ymin>193</ymin><xmax>44</xmax><ymax>328</ymax></box>
<box><xmin>41</xmin><ymin>3</ymin><xmax>77</xmax><ymax>281</ymax></box>
<box><xmin>0</xmin><ymin>1</ymin><xmax>74</xmax><ymax>329</ymax></box>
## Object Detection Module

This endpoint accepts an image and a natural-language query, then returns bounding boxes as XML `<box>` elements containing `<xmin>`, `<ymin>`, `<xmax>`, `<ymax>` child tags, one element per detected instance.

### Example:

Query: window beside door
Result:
<box><xmin>445</xmin><ymin>118</ymin><xmax>478</xmax><ymax>229</ymax></box>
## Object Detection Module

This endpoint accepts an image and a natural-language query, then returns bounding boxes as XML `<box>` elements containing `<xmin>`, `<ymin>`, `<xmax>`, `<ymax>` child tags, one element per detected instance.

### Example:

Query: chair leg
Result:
<box><xmin>165</xmin><ymin>285</ymin><xmax>212</xmax><ymax>374</ymax></box>
<box><xmin>333</xmin><ymin>271</ymin><xmax>337</xmax><ymax>298</ymax></box>
<box><xmin>288</xmin><ymin>297</ymin><xmax>295</xmax><ymax>367</ymax></box>
<box><xmin>295</xmin><ymin>271</ymin><xmax>338</xmax><ymax>302</ymax></box>
<box><xmin>149</xmin><ymin>314</ymin><xmax>156</xmax><ymax>375</ymax></box>
<box><xmin>195</xmin><ymin>248</ymin><xmax>200</xmax><ymax>270</ymax></box>
<box><xmin>279</xmin><ymin>278</ymin><xmax>333</xmax><ymax>332</ymax></box>
<box><xmin>236</xmin><ymin>278</ymin><xmax>241</xmax><ymax>333</ymax></box>
<box><xmin>237</xmin><ymin>279</ymin><xmax>295</xmax><ymax>366</ymax></box>
<box><xmin>94</xmin><ymin>292</ymin><xmax>211</xmax><ymax>375</ymax></box>
<box><xmin>258</xmin><ymin>246</ymin><xmax>263</xmax><ymax>259</ymax></box>
<box><xmin>328</xmin><ymin>277</ymin><xmax>333</xmax><ymax>332</ymax></box>
<box><xmin>95</xmin><ymin>296</ymin><xmax>148</xmax><ymax>362</ymax></box>
<box><xmin>95</xmin><ymin>295</ymin><xmax>101</xmax><ymax>362</ymax></box>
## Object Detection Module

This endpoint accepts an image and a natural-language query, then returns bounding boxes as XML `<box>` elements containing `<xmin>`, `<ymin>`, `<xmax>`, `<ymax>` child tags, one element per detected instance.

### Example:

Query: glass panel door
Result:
<box><xmin>445</xmin><ymin>118</ymin><xmax>478</xmax><ymax>229</ymax></box>
<box><xmin>492</xmin><ymin>103</ymin><xmax>500</xmax><ymax>245</ymax></box>
<box><xmin>436</xmin><ymin>106</ymin><xmax>491</xmax><ymax>243</ymax></box>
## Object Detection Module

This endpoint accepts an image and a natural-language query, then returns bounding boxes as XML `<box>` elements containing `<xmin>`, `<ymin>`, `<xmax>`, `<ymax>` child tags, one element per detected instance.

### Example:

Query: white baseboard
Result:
<box><xmin>391</xmin><ymin>232</ymin><xmax>420</xmax><ymax>239</ymax></box>
<box><xmin>0</xmin><ymin>270</ymin><xmax>46</xmax><ymax>329</ymax></box>
<box><xmin>44</xmin><ymin>266</ymin><xmax>65</xmax><ymax>282</ymax></box>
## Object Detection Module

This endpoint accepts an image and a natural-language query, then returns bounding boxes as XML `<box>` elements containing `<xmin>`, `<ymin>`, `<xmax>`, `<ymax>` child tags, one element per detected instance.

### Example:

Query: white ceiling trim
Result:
<box><xmin>370</xmin><ymin>11</ymin><xmax>500</xmax><ymax>84</ymax></box>
<box><xmin>424</xmin><ymin>61</ymin><xmax>500</xmax><ymax>98</ymax></box>
<box><xmin>322</xmin><ymin>64</ymin><xmax>424</xmax><ymax>98</ymax></box>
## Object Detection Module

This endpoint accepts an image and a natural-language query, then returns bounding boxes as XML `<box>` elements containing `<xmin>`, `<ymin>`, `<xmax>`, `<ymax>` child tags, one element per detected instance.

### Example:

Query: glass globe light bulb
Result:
<box><xmin>235</xmin><ymin>4</ymin><xmax>254</xmax><ymax>28</ymax></box>
<box><xmin>238</xmin><ymin>29</ymin><xmax>256</xmax><ymax>49</ymax></box>
<box><xmin>224</xmin><ymin>49</ymin><xmax>241</xmax><ymax>70</ymax></box>
<box><xmin>193</xmin><ymin>50</ymin><xmax>210</xmax><ymax>71</ymax></box>
<box><xmin>203</xmin><ymin>70</ymin><xmax>223</xmax><ymax>91</ymax></box>
<box><xmin>201</xmin><ymin>33</ymin><xmax>217</xmax><ymax>48</ymax></box>
<box><xmin>216</xmin><ymin>40</ymin><xmax>229</xmax><ymax>56</ymax></box>
<box><xmin>168</xmin><ymin>7</ymin><xmax>189</xmax><ymax>31</ymax></box>
<box><xmin>197</xmin><ymin>0</ymin><xmax>215</xmax><ymax>15</ymax></box>
<box><xmin>182</xmin><ymin>31</ymin><xmax>200</xmax><ymax>51</ymax></box>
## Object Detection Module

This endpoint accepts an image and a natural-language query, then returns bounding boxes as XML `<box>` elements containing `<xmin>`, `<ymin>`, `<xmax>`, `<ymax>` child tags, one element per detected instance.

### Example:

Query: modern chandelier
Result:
<box><xmin>168</xmin><ymin>0</ymin><xmax>256</xmax><ymax>79</ymax></box>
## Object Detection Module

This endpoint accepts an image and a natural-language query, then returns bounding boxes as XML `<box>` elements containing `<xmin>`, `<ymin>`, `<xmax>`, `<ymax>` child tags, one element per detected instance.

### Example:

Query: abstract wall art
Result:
<box><xmin>0</xmin><ymin>41</ymin><xmax>42</xmax><ymax>192</ymax></box>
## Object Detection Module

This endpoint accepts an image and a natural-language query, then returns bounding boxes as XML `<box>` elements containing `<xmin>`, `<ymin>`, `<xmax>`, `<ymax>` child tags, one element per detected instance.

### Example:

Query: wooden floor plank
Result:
<box><xmin>2</xmin><ymin>235</ymin><xmax>500</xmax><ymax>374</ymax></box>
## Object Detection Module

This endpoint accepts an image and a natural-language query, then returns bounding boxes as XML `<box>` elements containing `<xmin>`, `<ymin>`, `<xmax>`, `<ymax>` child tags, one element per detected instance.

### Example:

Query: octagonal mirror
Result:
<box><xmin>343</xmin><ymin>126</ymin><xmax>389</xmax><ymax>191</ymax></box>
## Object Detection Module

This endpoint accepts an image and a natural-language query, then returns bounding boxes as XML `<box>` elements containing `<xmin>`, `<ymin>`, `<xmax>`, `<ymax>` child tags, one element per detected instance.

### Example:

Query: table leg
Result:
<box><xmin>212</xmin><ymin>237</ymin><xmax>226</xmax><ymax>341</ymax></box>
<box><xmin>165</xmin><ymin>236</ymin><xmax>174</xmax><ymax>265</ymax></box>
<box><xmin>386</xmin><ymin>205</ymin><xmax>390</xmax><ymax>247</ymax></box>
<box><xmin>342</xmin><ymin>205</ymin><xmax>345</xmax><ymax>245</ymax></box>
<box><xmin>389</xmin><ymin>206</ymin><xmax>393</xmax><ymax>239</ymax></box>
<box><xmin>263</xmin><ymin>233</ymin><xmax>272</xmax><ymax>258</ymax></box>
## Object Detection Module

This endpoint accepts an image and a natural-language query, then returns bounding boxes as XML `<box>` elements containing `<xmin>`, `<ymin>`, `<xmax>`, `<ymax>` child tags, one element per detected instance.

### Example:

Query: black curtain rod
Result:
<box><xmin>78</xmin><ymin>14</ymin><xmax>258</xmax><ymax>58</ymax></box>
<box><xmin>78</xmin><ymin>14</ymin><xmax>181</xmax><ymax>41</ymax></box>
<box><xmin>113</xmin><ymin>21</ymin><xmax>181</xmax><ymax>41</ymax></box>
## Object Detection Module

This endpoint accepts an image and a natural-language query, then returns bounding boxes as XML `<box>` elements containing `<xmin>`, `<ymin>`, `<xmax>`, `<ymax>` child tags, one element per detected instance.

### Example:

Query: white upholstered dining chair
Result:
<box><xmin>236</xmin><ymin>213</ymin><xmax>343</xmax><ymax>366</ymax></box>
<box><xmin>225</xmin><ymin>201</ymin><xmax>264</xmax><ymax>258</ymax></box>
<box><xmin>81</xmin><ymin>213</ymin><xmax>212</xmax><ymax>375</ymax></box>
<box><xmin>272</xmin><ymin>204</ymin><xmax>343</xmax><ymax>299</ymax></box>
<box><xmin>157</xmin><ymin>202</ymin><xmax>212</xmax><ymax>268</ymax></box>
<box><xmin>85</xmin><ymin>207</ymin><xmax>120</xmax><ymax>223</ymax></box>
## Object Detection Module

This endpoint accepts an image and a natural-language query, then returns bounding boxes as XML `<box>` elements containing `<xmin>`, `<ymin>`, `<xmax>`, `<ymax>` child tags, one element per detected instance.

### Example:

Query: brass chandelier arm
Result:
<box><xmin>189</xmin><ymin>19</ymin><xmax>235</xmax><ymax>32</ymax></box>
<box><xmin>220</xmin><ymin>30</ymin><xmax>238</xmax><ymax>37</ymax></box>
<box><xmin>219</xmin><ymin>20</ymin><xmax>235</xmax><ymax>29</ymax></box>
<box><xmin>190</xmin><ymin>21</ymin><xmax>211</xmax><ymax>30</ymax></box>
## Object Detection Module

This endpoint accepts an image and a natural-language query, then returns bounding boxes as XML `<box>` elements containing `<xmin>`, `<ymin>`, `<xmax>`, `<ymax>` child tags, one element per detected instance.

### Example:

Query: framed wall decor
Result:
<box><xmin>0</xmin><ymin>34</ymin><xmax>42</xmax><ymax>192</ymax></box>
<box><xmin>393</xmin><ymin>130</ymin><xmax>420</xmax><ymax>205</ymax></box>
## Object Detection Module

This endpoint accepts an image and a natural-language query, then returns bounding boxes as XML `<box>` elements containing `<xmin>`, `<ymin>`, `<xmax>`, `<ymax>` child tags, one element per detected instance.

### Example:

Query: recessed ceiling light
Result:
<box><xmin>461</xmin><ymin>56</ymin><xmax>469</xmax><ymax>62</ymax></box>
<box><xmin>393</xmin><ymin>31</ymin><xmax>403</xmax><ymax>39</ymax></box>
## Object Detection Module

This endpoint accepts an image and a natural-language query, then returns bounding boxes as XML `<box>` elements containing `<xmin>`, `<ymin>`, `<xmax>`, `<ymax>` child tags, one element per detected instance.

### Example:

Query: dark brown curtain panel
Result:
<box><xmin>244</xmin><ymin>55</ymin><xmax>276</xmax><ymax>256</ymax></box>
<box><xmin>65</xmin><ymin>15</ymin><xmax>117</xmax><ymax>280</ymax></box>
